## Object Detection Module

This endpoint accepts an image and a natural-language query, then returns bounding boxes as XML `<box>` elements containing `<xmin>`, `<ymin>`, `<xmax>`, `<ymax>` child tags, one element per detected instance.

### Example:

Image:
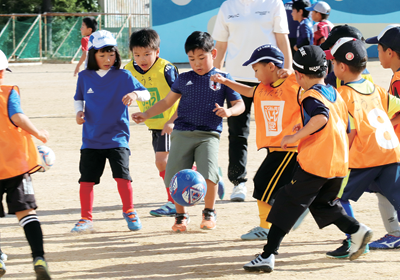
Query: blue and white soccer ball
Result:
<box><xmin>37</xmin><ymin>145</ymin><xmax>56</xmax><ymax>172</ymax></box>
<box><xmin>169</xmin><ymin>169</ymin><xmax>207</xmax><ymax>206</ymax></box>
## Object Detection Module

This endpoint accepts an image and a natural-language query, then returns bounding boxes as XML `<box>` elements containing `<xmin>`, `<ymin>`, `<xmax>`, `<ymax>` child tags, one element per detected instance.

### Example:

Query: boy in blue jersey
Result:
<box><xmin>292</xmin><ymin>0</ymin><xmax>313</xmax><ymax>51</ymax></box>
<box><xmin>124</xmin><ymin>29</ymin><xmax>180</xmax><ymax>217</ymax></box>
<box><xmin>132</xmin><ymin>31</ymin><xmax>245</xmax><ymax>232</ymax></box>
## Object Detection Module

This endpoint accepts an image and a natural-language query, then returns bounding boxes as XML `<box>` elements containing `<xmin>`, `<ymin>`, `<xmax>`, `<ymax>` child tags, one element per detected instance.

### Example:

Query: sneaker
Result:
<box><xmin>230</xmin><ymin>182</ymin><xmax>246</xmax><ymax>202</ymax></box>
<box><xmin>149</xmin><ymin>201</ymin><xmax>176</xmax><ymax>217</ymax></box>
<box><xmin>369</xmin><ymin>234</ymin><xmax>400</xmax><ymax>250</ymax></box>
<box><xmin>241</xmin><ymin>226</ymin><xmax>269</xmax><ymax>240</ymax></box>
<box><xmin>33</xmin><ymin>256</ymin><xmax>51</xmax><ymax>280</ymax></box>
<box><xmin>123</xmin><ymin>209</ymin><xmax>142</xmax><ymax>231</ymax></box>
<box><xmin>326</xmin><ymin>238</ymin><xmax>370</xmax><ymax>259</ymax></box>
<box><xmin>0</xmin><ymin>251</ymin><xmax>7</xmax><ymax>261</ymax></box>
<box><xmin>243</xmin><ymin>253</ymin><xmax>274</xmax><ymax>273</ymax></box>
<box><xmin>200</xmin><ymin>209</ymin><xmax>217</xmax><ymax>230</ymax></box>
<box><xmin>349</xmin><ymin>223</ymin><xmax>373</xmax><ymax>261</ymax></box>
<box><xmin>218</xmin><ymin>167</ymin><xmax>225</xmax><ymax>200</ymax></box>
<box><xmin>0</xmin><ymin>259</ymin><xmax>5</xmax><ymax>277</ymax></box>
<box><xmin>172</xmin><ymin>213</ymin><xmax>190</xmax><ymax>232</ymax></box>
<box><xmin>70</xmin><ymin>218</ymin><xmax>94</xmax><ymax>233</ymax></box>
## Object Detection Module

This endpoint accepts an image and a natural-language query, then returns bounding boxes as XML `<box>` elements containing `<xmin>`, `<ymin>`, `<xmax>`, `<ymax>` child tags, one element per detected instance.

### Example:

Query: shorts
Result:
<box><xmin>79</xmin><ymin>148</ymin><xmax>132</xmax><ymax>185</ymax></box>
<box><xmin>267</xmin><ymin>164</ymin><xmax>346</xmax><ymax>233</ymax></box>
<box><xmin>340</xmin><ymin>162</ymin><xmax>400</xmax><ymax>211</ymax></box>
<box><xmin>164</xmin><ymin>130</ymin><xmax>220</xmax><ymax>188</ymax></box>
<box><xmin>253</xmin><ymin>151</ymin><xmax>297</xmax><ymax>203</ymax></box>
<box><xmin>151</xmin><ymin>129</ymin><xmax>171</xmax><ymax>153</ymax></box>
<box><xmin>0</xmin><ymin>174</ymin><xmax>37</xmax><ymax>217</ymax></box>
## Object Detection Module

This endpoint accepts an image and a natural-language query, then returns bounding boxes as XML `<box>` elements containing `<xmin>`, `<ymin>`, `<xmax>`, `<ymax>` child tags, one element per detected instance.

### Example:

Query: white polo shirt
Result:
<box><xmin>212</xmin><ymin>0</ymin><xmax>289</xmax><ymax>82</ymax></box>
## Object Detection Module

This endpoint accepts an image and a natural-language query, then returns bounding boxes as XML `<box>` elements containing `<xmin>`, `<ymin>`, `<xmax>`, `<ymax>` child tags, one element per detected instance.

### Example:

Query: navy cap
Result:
<box><xmin>305</xmin><ymin>1</ymin><xmax>331</xmax><ymax>15</ymax></box>
<box><xmin>320</xmin><ymin>25</ymin><xmax>364</xmax><ymax>51</ymax></box>
<box><xmin>365</xmin><ymin>25</ymin><xmax>400</xmax><ymax>53</ymax></box>
<box><xmin>293</xmin><ymin>45</ymin><xmax>327</xmax><ymax>74</ymax></box>
<box><xmin>242</xmin><ymin>44</ymin><xmax>284</xmax><ymax>68</ymax></box>
<box><xmin>325</xmin><ymin>38</ymin><xmax>367</xmax><ymax>67</ymax></box>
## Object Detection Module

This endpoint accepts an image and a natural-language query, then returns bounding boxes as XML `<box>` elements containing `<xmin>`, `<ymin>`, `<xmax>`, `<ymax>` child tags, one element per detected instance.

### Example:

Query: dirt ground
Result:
<box><xmin>1</xmin><ymin>60</ymin><xmax>399</xmax><ymax>280</ymax></box>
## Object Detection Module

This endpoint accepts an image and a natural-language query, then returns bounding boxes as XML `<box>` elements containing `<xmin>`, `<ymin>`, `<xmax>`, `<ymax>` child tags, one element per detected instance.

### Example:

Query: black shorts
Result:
<box><xmin>0</xmin><ymin>174</ymin><xmax>37</xmax><ymax>217</ymax></box>
<box><xmin>79</xmin><ymin>148</ymin><xmax>132</xmax><ymax>185</ymax></box>
<box><xmin>151</xmin><ymin>129</ymin><xmax>171</xmax><ymax>153</ymax></box>
<box><xmin>253</xmin><ymin>151</ymin><xmax>297</xmax><ymax>203</ymax></box>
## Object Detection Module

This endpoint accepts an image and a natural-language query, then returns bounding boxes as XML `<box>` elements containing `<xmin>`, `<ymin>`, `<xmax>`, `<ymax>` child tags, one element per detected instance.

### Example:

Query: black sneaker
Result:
<box><xmin>326</xmin><ymin>239</ymin><xmax>350</xmax><ymax>258</ymax></box>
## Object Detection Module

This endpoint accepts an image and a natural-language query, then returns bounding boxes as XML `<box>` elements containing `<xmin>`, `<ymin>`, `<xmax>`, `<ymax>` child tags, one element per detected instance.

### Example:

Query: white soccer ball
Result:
<box><xmin>37</xmin><ymin>145</ymin><xmax>56</xmax><ymax>172</ymax></box>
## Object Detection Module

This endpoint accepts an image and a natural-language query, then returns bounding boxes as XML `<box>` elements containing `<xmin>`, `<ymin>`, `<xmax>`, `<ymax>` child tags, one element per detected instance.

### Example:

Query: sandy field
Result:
<box><xmin>1</xmin><ymin>60</ymin><xmax>399</xmax><ymax>280</ymax></box>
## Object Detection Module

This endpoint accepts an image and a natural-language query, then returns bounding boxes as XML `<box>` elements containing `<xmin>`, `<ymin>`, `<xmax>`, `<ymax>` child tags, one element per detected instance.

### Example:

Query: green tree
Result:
<box><xmin>0</xmin><ymin>0</ymin><xmax>99</xmax><ymax>14</ymax></box>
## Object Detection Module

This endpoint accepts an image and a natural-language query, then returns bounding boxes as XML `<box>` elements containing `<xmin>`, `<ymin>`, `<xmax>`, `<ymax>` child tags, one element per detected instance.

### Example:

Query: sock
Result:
<box><xmin>262</xmin><ymin>224</ymin><xmax>286</xmax><ymax>258</ymax></box>
<box><xmin>19</xmin><ymin>215</ymin><xmax>44</xmax><ymax>260</ymax></box>
<box><xmin>333</xmin><ymin>215</ymin><xmax>360</xmax><ymax>235</ymax></box>
<box><xmin>339</xmin><ymin>199</ymin><xmax>355</xmax><ymax>239</ymax></box>
<box><xmin>115</xmin><ymin>178</ymin><xmax>134</xmax><ymax>212</ymax></box>
<box><xmin>376</xmin><ymin>193</ymin><xmax>400</xmax><ymax>236</ymax></box>
<box><xmin>80</xmin><ymin>182</ymin><xmax>95</xmax><ymax>221</ymax></box>
<box><xmin>257</xmin><ymin>200</ymin><xmax>272</xmax><ymax>229</ymax></box>
<box><xmin>160</xmin><ymin>170</ymin><xmax>174</xmax><ymax>203</ymax></box>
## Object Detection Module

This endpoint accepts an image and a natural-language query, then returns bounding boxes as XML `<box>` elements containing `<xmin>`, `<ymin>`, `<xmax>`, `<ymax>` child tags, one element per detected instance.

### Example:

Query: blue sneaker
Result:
<box><xmin>71</xmin><ymin>218</ymin><xmax>94</xmax><ymax>233</ymax></box>
<box><xmin>0</xmin><ymin>259</ymin><xmax>6</xmax><ymax>277</ymax></box>
<box><xmin>369</xmin><ymin>234</ymin><xmax>400</xmax><ymax>249</ymax></box>
<box><xmin>218</xmin><ymin>167</ymin><xmax>225</xmax><ymax>200</ymax></box>
<box><xmin>123</xmin><ymin>209</ymin><xmax>142</xmax><ymax>231</ymax></box>
<box><xmin>149</xmin><ymin>201</ymin><xmax>176</xmax><ymax>217</ymax></box>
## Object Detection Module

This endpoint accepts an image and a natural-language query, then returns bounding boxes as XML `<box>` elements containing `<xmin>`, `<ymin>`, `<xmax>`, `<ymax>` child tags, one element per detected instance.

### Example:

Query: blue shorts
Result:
<box><xmin>341</xmin><ymin>162</ymin><xmax>400</xmax><ymax>211</ymax></box>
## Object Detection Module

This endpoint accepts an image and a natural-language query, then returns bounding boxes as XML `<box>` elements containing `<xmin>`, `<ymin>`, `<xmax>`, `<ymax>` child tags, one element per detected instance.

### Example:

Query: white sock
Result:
<box><xmin>377</xmin><ymin>193</ymin><xmax>400</xmax><ymax>236</ymax></box>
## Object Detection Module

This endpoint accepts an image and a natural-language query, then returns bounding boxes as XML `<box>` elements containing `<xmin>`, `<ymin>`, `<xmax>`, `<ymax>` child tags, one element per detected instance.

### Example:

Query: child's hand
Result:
<box><xmin>281</xmin><ymin>134</ymin><xmax>298</xmax><ymax>150</ymax></box>
<box><xmin>36</xmin><ymin>129</ymin><xmax>49</xmax><ymax>144</ymax></box>
<box><xmin>122</xmin><ymin>92</ymin><xmax>137</xmax><ymax>106</ymax></box>
<box><xmin>74</xmin><ymin>65</ymin><xmax>80</xmax><ymax>77</ymax></box>
<box><xmin>213</xmin><ymin>103</ymin><xmax>232</xmax><ymax>118</ymax></box>
<box><xmin>162</xmin><ymin>122</ymin><xmax>174</xmax><ymax>135</ymax></box>
<box><xmin>210</xmin><ymin>74</ymin><xmax>227</xmax><ymax>84</ymax></box>
<box><xmin>277</xmin><ymin>68</ymin><xmax>294</xmax><ymax>79</ymax></box>
<box><xmin>76</xmin><ymin>111</ymin><xmax>85</xmax><ymax>125</ymax></box>
<box><xmin>131</xmin><ymin>112</ymin><xmax>148</xmax><ymax>123</ymax></box>
<box><xmin>294</xmin><ymin>45</ymin><xmax>298</xmax><ymax>51</ymax></box>
<box><xmin>292</xmin><ymin>123</ymin><xmax>301</xmax><ymax>132</ymax></box>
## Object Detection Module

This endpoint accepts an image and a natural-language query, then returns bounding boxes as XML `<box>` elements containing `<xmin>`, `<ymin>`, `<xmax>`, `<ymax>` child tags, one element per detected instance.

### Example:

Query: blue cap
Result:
<box><xmin>305</xmin><ymin>1</ymin><xmax>331</xmax><ymax>15</ymax></box>
<box><xmin>242</xmin><ymin>44</ymin><xmax>284</xmax><ymax>68</ymax></box>
<box><xmin>88</xmin><ymin>30</ymin><xmax>117</xmax><ymax>50</ymax></box>
<box><xmin>365</xmin><ymin>25</ymin><xmax>400</xmax><ymax>53</ymax></box>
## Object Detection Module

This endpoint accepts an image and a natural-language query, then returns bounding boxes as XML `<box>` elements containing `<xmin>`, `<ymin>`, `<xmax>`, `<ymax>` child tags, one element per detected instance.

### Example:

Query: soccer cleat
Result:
<box><xmin>200</xmin><ymin>209</ymin><xmax>217</xmax><ymax>230</ymax></box>
<box><xmin>243</xmin><ymin>253</ymin><xmax>274</xmax><ymax>273</ymax></box>
<box><xmin>70</xmin><ymin>218</ymin><xmax>94</xmax><ymax>233</ymax></box>
<box><xmin>33</xmin><ymin>256</ymin><xmax>51</xmax><ymax>280</ymax></box>
<box><xmin>0</xmin><ymin>259</ymin><xmax>5</xmax><ymax>277</ymax></box>
<box><xmin>149</xmin><ymin>201</ymin><xmax>176</xmax><ymax>217</ymax></box>
<box><xmin>369</xmin><ymin>234</ymin><xmax>400</xmax><ymax>250</ymax></box>
<box><xmin>0</xmin><ymin>250</ymin><xmax>7</xmax><ymax>261</ymax></box>
<box><xmin>230</xmin><ymin>182</ymin><xmax>246</xmax><ymax>202</ymax></box>
<box><xmin>172</xmin><ymin>213</ymin><xmax>190</xmax><ymax>232</ymax></box>
<box><xmin>349</xmin><ymin>223</ymin><xmax>373</xmax><ymax>261</ymax></box>
<box><xmin>326</xmin><ymin>238</ymin><xmax>370</xmax><ymax>259</ymax></box>
<box><xmin>241</xmin><ymin>226</ymin><xmax>269</xmax><ymax>240</ymax></box>
<box><xmin>123</xmin><ymin>209</ymin><xmax>142</xmax><ymax>231</ymax></box>
<box><xmin>218</xmin><ymin>167</ymin><xmax>225</xmax><ymax>200</ymax></box>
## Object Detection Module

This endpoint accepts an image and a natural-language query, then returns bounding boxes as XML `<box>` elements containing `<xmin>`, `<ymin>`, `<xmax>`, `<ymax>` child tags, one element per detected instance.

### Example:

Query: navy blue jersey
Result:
<box><xmin>296</xmin><ymin>18</ymin><xmax>313</xmax><ymax>48</ymax></box>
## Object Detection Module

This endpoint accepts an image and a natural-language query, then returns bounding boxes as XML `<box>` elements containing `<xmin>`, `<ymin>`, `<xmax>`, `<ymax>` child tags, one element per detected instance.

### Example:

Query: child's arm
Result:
<box><xmin>213</xmin><ymin>99</ymin><xmax>245</xmax><ymax>118</ymax></box>
<box><xmin>162</xmin><ymin>110</ymin><xmax>178</xmax><ymax>136</ymax></box>
<box><xmin>74</xmin><ymin>51</ymin><xmax>87</xmax><ymax>76</ymax></box>
<box><xmin>122</xmin><ymin>89</ymin><xmax>150</xmax><ymax>106</ymax></box>
<box><xmin>348</xmin><ymin>129</ymin><xmax>357</xmax><ymax>148</ymax></box>
<box><xmin>210</xmin><ymin>74</ymin><xmax>254</xmax><ymax>98</ymax></box>
<box><xmin>132</xmin><ymin>91</ymin><xmax>181</xmax><ymax>123</ymax></box>
<box><xmin>11</xmin><ymin>113</ymin><xmax>49</xmax><ymax>143</ymax></box>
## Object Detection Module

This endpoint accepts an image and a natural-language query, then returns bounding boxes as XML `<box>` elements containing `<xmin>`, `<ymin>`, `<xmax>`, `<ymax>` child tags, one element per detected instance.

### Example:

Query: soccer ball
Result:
<box><xmin>169</xmin><ymin>169</ymin><xmax>207</xmax><ymax>206</ymax></box>
<box><xmin>37</xmin><ymin>145</ymin><xmax>56</xmax><ymax>172</ymax></box>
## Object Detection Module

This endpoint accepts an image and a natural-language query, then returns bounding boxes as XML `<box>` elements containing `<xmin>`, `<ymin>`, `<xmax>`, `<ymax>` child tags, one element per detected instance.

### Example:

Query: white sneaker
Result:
<box><xmin>349</xmin><ymin>223</ymin><xmax>373</xmax><ymax>261</ymax></box>
<box><xmin>0</xmin><ymin>252</ymin><xmax>7</xmax><ymax>261</ymax></box>
<box><xmin>230</xmin><ymin>182</ymin><xmax>246</xmax><ymax>202</ymax></box>
<box><xmin>243</xmin><ymin>253</ymin><xmax>274</xmax><ymax>273</ymax></box>
<box><xmin>241</xmin><ymin>226</ymin><xmax>269</xmax><ymax>240</ymax></box>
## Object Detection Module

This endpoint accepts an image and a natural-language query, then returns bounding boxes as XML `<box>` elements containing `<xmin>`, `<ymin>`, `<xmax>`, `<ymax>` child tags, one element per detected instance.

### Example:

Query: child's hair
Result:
<box><xmin>320</xmin><ymin>13</ymin><xmax>329</xmax><ymax>20</ymax></box>
<box><xmin>129</xmin><ymin>28</ymin><xmax>160</xmax><ymax>51</ymax></box>
<box><xmin>82</xmin><ymin>17</ymin><xmax>98</xmax><ymax>33</ymax></box>
<box><xmin>379</xmin><ymin>43</ymin><xmax>400</xmax><ymax>59</ymax></box>
<box><xmin>303</xmin><ymin>71</ymin><xmax>327</xmax><ymax>79</ymax></box>
<box><xmin>184</xmin><ymin>31</ymin><xmax>214</xmax><ymax>54</ymax></box>
<box><xmin>87</xmin><ymin>46</ymin><xmax>121</xmax><ymax>70</ymax></box>
<box><xmin>292</xmin><ymin>1</ymin><xmax>310</xmax><ymax>18</ymax></box>
<box><xmin>257</xmin><ymin>61</ymin><xmax>282</xmax><ymax>69</ymax></box>
<box><xmin>335</xmin><ymin>57</ymin><xmax>367</xmax><ymax>74</ymax></box>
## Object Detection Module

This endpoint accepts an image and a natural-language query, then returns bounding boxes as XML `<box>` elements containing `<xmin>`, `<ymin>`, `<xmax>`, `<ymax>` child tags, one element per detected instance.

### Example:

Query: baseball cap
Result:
<box><xmin>292</xmin><ymin>0</ymin><xmax>311</xmax><ymax>11</ymax></box>
<box><xmin>365</xmin><ymin>25</ymin><xmax>400</xmax><ymax>52</ymax></box>
<box><xmin>320</xmin><ymin>25</ymin><xmax>364</xmax><ymax>50</ymax></box>
<box><xmin>305</xmin><ymin>1</ymin><xmax>331</xmax><ymax>15</ymax></box>
<box><xmin>88</xmin><ymin>30</ymin><xmax>117</xmax><ymax>50</ymax></box>
<box><xmin>0</xmin><ymin>50</ymin><xmax>11</xmax><ymax>72</ymax></box>
<box><xmin>324</xmin><ymin>38</ymin><xmax>367</xmax><ymax>67</ymax></box>
<box><xmin>293</xmin><ymin>45</ymin><xmax>327</xmax><ymax>74</ymax></box>
<box><xmin>242</xmin><ymin>44</ymin><xmax>284</xmax><ymax>68</ymax></box>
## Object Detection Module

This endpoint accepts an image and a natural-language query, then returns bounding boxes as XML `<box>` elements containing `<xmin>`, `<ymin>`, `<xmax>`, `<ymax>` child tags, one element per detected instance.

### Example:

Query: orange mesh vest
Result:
<box><xmin>0</xmin><ymin>85</ymin><xmax>41</xmax><ymax>180</ymax></box>
<box><xmin>253</xmin><ymin>74</ymin><xmax>301</xmax><ymax>150</ymax></box>
<box><xmin>298</xmin><ymin>87</ymin><xmax>349</xmax><ymax>178</ymax></box>
<box><xmin>389</xmin><ymin>71</ymin><xmax>400</xmax><ymax>137</ymax></box>
<box><xmin>339</xmin><ymin>80</ymin><xmax>400</xmax><ymax>168</ymax></box>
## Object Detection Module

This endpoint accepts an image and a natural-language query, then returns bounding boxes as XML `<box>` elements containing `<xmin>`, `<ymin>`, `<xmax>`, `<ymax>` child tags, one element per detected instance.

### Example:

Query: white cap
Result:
<box><xmin>0</xmin><ymin>50</ymin><xmax>11</xmax><ymax>72</ymax></box>
<box><xmin>305</xmin><ymin>1</ymin><xmax>331</xmax><ymax>15</ymax></box>
<box><xmin>88</xmin><ymin>30</ymin><xmax>117</xmax><ymax>50</ymax></box>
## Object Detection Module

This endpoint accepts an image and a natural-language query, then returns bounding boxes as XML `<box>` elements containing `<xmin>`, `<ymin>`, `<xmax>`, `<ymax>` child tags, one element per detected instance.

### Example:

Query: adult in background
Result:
<box><xmin>213</xmin><ymin>0</ymin><xmax>292</xmax><ymax>202</ymax></box>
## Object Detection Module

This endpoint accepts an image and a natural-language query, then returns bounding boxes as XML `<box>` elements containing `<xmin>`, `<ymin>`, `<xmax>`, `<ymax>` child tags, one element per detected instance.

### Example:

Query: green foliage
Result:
<box><xmin>0</xmin><ymin>0</ymin><xmax>99</xmax><ymax>14</ymax></box>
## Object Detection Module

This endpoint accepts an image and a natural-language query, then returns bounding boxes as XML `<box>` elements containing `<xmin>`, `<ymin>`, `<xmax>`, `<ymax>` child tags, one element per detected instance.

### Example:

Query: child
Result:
<box><xmin>0</xmin><ymin>49</ymin><xmax>51</xmax><ymax>279</ymax></box>
<box><xmin>243</xmin><ymin>45</ymin><xmax>372</xmax><ymax>273</ymax></box>
<box><xmin>324</xmin><ymin>38</ymin><xmax>400</xmax><ymax>257</ymax></box>
<box><xmin>305</xmin><ymin>1</ymin><xmax>334</xmax><ymax>46</ymax></box>
<box><xmin>71</xmin><ymin>30</ymin><xmax>150</xmax><ymax>233</ymax></box>
<box><xmin>73</xmin><ymin>17</ymin><xmax>97</xmax><ymax>76</ymax></box>
<box><xmin>210</xmin><ymin>45</ymin><xmax>301</xmax><ymax>240</ymax></box>
<box><xmin>132</xmin><ymin>31</ymin><xmax>244</xmax><ymax>232</ymax></box>
<box><xmin>124</xmin><ymin>28</ymin><xmax>179</xmax><ymax>217</ymax></box>
<box><xmin>292</xmin><ymin>0</ymin><xmax>313</xmax><ymax>51</ymax></box>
